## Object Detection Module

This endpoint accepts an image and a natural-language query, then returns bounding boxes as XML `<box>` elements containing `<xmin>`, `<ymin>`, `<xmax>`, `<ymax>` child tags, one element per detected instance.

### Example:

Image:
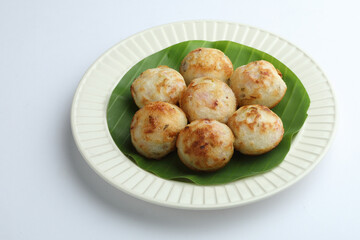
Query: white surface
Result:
<box><xmin>1</xmin><ymin>0</ymin><xmax>359</xmax><ymax>238</ymax></box>
<box><xmin>71</xmin><ymin>20</ymin><xmax>336</xmax><ymax>209</ymax></box>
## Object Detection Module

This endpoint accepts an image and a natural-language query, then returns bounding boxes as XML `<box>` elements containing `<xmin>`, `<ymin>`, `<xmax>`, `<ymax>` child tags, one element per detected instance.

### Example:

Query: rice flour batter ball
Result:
<box><xmin>229</xmin><ymin>60</ymin><xmax>287</xmax><ymax>108</ymax></box>
<box><xmin>176</xmin><ymin>119</ymin><xmax>235</xmax><ymax>171</ymax></box>
<box><xmin>180</xmin><ymin>77</ymin><xmax>236</xmax><ymax>123</ymax></box>
<box><xmin>227</xmin><ymin>105</ymin><xmax>284</xmax><ymax>155</ymax></box>
<box><xmin>131</xmin><ymin>65</ymin><xmax>186</xmax><ymax>108</ymax></box>
<box><xmin>179</xmin><ymin>48</ymin><xmax>233</xmax><ymax>85</ymax></box>
<box><xmin>130</xmin><ymin>102</ymin><xmax>187</xmax><ymax>159</ymax></box>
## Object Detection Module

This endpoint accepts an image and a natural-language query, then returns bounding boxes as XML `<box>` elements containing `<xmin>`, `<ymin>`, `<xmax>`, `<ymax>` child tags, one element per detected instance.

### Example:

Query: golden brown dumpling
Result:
<box><xmin>229</xmin><ymin>60</ymin><xmax>287</xmax><ymax>108</ymax></box>
<box><xmin>176</xmin><ymin>119</ymin><xmax>234</xmax><ymax>171</ymax></box>
<box><xmin>227</xmin><ymin>105</ymin><xmax>284</xmax><ymax>155</ymax></box>
<box><xmin>180</xmin><ymin>77</ymin><xmax>236</xmax><ymax>123</ymax></box>
<box><xmin>179</xmin><ymin>48</ymin><xmax>233</xmax><ymax>85</ymax></box>
<box><xmin>131</xmin><ymin>66</ymin><xmax>186</xmax><ymax>108</ymax></box>
<box><xmin>130</xmin><ymin>102</ymin><xmax>187</xmax><ymax>159</ymax></box>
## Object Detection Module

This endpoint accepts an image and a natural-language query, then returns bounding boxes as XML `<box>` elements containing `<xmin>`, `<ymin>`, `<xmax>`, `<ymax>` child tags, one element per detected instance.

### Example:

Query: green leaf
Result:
<box><xmin>107</xmin><ymin>40</ymin><xmax>310</xmax><ymax>185</ymax></box>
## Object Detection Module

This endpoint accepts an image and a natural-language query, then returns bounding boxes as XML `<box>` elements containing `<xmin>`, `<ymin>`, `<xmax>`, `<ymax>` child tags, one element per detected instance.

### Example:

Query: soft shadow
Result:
<box><xmin>64</xmin><ymin>101</ymin><xmax>307</xmax><ymax>230</ymax></box>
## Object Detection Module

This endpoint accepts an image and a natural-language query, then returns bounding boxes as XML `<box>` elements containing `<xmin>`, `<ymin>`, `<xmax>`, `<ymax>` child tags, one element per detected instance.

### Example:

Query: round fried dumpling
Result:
<box><xmin>131</xmin><ymin>65</ymin><xmax>186</xmax><ymax>108</ymax></box>
<box><xmin>229</xmin><ymin>60</ymin><xmax>287</xmax><ymax>108</ymax></box>
<box><xmin>179</xmin><ymin>48</ymin><xmax>233</xmax><ymax>85</ymax></box>
<box><xmin>176</xmin><ymin>119</ymin><xmax>234</xmax><ymax>171</ymax></box>
<box><xmin>180</xmin><ymin>77</ymin><xmax>236</xmax><ymax>123</ymax></box>
<box><xmin>227</xmin><ymin>105</ymin><xmax>284</xmax><ymax>155</ymax></box>
<box><xmin>130</xmin><ymin>102</ymin><xmax>187</xmax><ymax>159</ymax></box>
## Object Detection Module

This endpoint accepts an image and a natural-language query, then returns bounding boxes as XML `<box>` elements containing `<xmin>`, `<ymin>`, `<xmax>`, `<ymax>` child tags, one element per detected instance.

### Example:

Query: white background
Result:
<box><xmin>1</xmin><ymin>0</ymin><xmax>359</xmax><ymax>239</ymax></box>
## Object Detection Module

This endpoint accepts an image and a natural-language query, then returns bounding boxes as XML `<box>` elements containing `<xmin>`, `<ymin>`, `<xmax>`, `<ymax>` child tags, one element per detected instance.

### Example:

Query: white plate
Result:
<box><xmin>71</xmin><ymin>20</ymin><xmax>336</xmax><ymax>210</ymax></box>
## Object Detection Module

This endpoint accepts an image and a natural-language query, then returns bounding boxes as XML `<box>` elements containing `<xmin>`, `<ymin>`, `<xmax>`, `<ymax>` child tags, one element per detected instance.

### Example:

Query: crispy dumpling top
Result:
<box><xmin>179</xmin><ymin>48</ymin><xmax>233</xmax><ymax>85</ymax></box>
<box><xmin>180</xmin><ymin>77</ymin><xmax>236</xmax><ymax>123</ymax></box>
<box><xmin>176</xmin><ymin>119</ymin><xmax>234</xmax><ymax>171</ymax></box>
<box><xmin>131</xmin><ymin>66</ymin><xmax>186</xmax><ymax>108</ymax></box>
<box><xmin>230</xmin><ymin>60</ymin><xmax>287</xmax><ymax>108</ymax></box>
<box><xmin>130</xmin><ymin>101</ymin><xmax>187</xmax><ymax>159</ymax></box>
<box><xmin>227</xmin><ymin>105</ymin><xmax>284</xmax><ymax>155</ymax></box>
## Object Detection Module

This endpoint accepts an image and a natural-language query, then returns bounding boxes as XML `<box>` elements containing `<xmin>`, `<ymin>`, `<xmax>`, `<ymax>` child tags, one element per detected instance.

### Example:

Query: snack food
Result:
<box><xmin>130</xmin><ymin>51</ymin><xmax>287</xmax><ymax>169</ymax></box>
<box><xmin>179</xmin><ymin>77</ymin><xmax>236</xmax><ymax>123</ymax></box>
<box><xmin>227</xmin><ymin>105</ymin><xmax>284</xmax><ymax>155</ymax></box>
<box><xmin>131</xmin><ymin>65</ymin><xmax>186</xmax><ymax>108</ymax></box>
<box><xmin>229</xmin><ymin>60</ymin><xmax>287</xmax><ymax>108</ymax></box>
<box><xmin>179</xmin><ymin>48</ymin><xmax>233</xmax><ymax>85</ymax></box>
<box><xmin>130</xmin><ymin>102</ymin><xmax>187</xmax><ymax>159</ymax></box>
<box><xmin>176</xmin><ymin>119</ymin><xmax>234</xmax><ymax>171</ymax></box>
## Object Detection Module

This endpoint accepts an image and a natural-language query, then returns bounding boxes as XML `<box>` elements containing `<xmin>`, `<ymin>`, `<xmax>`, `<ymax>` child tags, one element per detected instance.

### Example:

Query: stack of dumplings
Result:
<box><xmin>130</xmin><ymin>47</ymin><xmax>287</xmax><ymax>172</ymax></box>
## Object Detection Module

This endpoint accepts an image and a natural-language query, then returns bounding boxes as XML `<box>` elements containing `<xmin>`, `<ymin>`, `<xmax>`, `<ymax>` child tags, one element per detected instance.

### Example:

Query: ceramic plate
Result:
<box><xmin>71</xmin><ymin>20</ymin><xmax>336</xmax><ymax>209</ymax></box>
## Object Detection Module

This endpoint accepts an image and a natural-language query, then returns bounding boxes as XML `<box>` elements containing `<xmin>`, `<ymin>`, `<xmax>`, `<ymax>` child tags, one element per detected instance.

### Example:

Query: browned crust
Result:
<box><xmin>227</xmin><ymin>105</ymin><xmax>284</xmax><ymax>155</ymax></box>
<box><xmin>182</xmin><ymin>122</ymin><xmax>220</xmax><ymax>158</ymax></box>
<box><xmin>233</xmin><ymin>61</ymin><xmax>287</xmax><ymax>108</ymax></box>
<box><xmin>155</xmin><ymin>78</ymin><xmax>167</xmax><ymax>93</ymax></box>
<box><xmin>176</xmin><ymin>119</ymin><xmax>234</xmax><ymax>171</ymax></box>
<box><xmin>229</xmin><ymin>105</ymin><xmax>280</xmax><ymax>129</ymax></box>
<box><xmin>131</xmin><ymin>66</ymin><xmax>186</xmax><ymax>107</ymax></box>
<box><xmin>131</xmin><ymin>102</ymin><xmax>185</xmax><ymax>155</ymax></box>
<box><xmin>179</xmin><ymin>48</ymin><xmax>234</xmax><ymax>82</ymax></box>
<box><xmin>144</xmin><ymin>101</ymin><xmax>177</xmax><ymax>113</ymax></box>
<box><xmin>143</xmin><ymin>115</ymin><xmax>157</xmax><ymax>134</ymax></box>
